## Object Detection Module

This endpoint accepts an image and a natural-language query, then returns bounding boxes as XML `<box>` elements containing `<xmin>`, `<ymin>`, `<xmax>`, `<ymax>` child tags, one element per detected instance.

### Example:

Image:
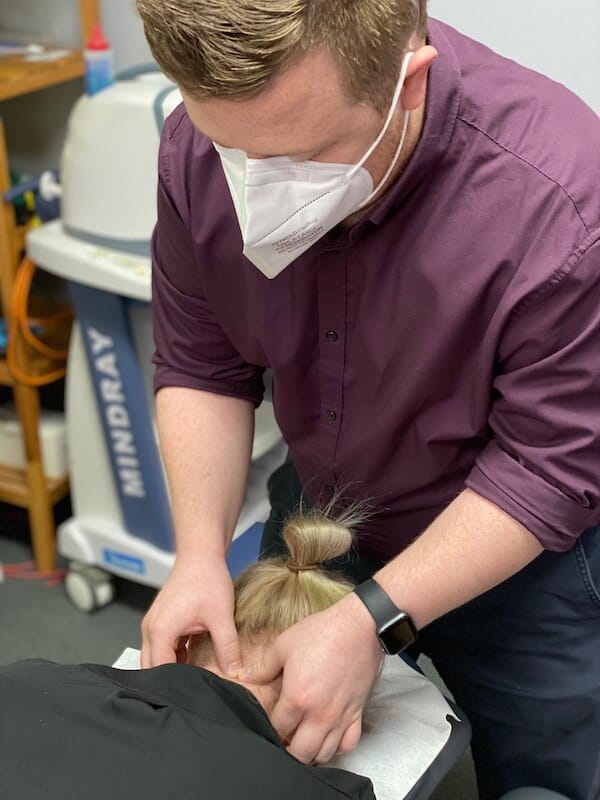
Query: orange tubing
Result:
<box><xmin>7</xmin><ymin>256</ymin><xmax>73</xmax><ymax>386</ymax></box>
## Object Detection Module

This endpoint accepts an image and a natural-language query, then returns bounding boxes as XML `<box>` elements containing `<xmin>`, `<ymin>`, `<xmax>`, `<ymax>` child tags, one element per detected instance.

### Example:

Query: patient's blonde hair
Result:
<box><xmin>188</xmin><ymin>503</ymin><xmax>366</xmax><ymax>665</ymax></box>
<box><xmin>136</xmin><ymin>0</ymin><xmax>428</xmax><ymax>114</ymax></box>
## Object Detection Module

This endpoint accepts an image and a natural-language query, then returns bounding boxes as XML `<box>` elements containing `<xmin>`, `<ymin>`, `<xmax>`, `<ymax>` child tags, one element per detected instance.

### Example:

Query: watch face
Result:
<box><xmin>379</xmin><ymin>612</ymin><xmax>417</xmax><ymax>655</ymax></box>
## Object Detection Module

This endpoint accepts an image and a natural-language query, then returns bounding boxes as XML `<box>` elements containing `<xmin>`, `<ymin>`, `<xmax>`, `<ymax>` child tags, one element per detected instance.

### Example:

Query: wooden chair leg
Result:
<box><xmin>12</xmin><ymin>382</ymin><xmax>57</xmax><ymax>572</ymax></box>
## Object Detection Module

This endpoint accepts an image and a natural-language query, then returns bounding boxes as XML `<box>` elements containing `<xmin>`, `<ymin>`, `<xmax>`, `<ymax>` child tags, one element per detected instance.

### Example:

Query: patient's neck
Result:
<box><xmin>192</xmin><ymin>644</ymin><xmax>282</xmax><ymax>718</ymax></box>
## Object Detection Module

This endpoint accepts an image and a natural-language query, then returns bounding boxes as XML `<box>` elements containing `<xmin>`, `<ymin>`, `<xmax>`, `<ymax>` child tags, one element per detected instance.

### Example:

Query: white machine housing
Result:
<box><xmin>61</xmin><ymin>72</ymin><xmax>181</xmax><ymax>249</ymax></box>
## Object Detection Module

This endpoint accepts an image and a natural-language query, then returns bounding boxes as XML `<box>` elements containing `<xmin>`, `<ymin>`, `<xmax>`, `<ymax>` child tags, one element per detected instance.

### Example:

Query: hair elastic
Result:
<box><xmin>287</xmin><ymin>562</ymin><xmax>321</xmax><ymax>573</ymax></box>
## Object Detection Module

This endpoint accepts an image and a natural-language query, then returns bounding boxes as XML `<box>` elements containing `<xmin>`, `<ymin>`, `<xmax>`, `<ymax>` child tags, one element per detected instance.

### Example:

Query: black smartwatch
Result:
<box><xmin>353</xmin><ymin>578</ymin><xmax>418</xmax><ymax>655</ymax></box>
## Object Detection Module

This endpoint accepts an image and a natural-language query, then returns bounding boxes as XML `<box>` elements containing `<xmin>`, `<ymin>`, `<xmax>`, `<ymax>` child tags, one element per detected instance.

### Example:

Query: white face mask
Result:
<box><xmin>215</xmin><ymin>51</ymin><xmax>414</xmax><ymax>279</ymax></box>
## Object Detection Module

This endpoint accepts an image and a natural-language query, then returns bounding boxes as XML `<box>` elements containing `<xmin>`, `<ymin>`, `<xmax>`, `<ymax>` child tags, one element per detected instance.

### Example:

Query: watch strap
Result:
<box><xmin>354</xmin><ymin>578</ymin><xmax>417</xmax><ymax>655</ymax></box>
<box><xmin>353</xmin><ymin>578</ymin><xmax>402</xmax><ymax>630</ymax></box>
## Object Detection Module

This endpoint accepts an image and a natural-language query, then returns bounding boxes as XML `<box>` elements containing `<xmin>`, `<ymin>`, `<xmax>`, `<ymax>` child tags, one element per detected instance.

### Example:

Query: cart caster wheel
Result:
<box><xmin>65</xmin><ymin>563</ymin><xmax>115</xmax><ymax>612</ymax></box>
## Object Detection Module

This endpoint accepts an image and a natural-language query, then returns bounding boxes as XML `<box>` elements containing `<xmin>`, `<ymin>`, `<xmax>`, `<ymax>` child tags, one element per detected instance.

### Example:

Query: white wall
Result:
<box><xmin>428</xmin><ymin>0</ymin><xmax>600</xmax><ymax>113</ymax></box>
<box><xmin>0</xmin><ymin>0</ymin><xmax>80</xmax><ymax>48</ymax></box>
<box><xmin>100</xmin><ymin>0</ymin><xmax>153</xmax><ymax>73</ymax></box>
<box><xmin>0</xmin><ymin>0</ymin><xmax>151</xmax><ymax>174</ymax></box>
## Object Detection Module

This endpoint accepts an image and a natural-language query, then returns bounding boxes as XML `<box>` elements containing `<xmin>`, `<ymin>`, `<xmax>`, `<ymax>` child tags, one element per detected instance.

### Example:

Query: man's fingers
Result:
<box><xmin>241</xmin><ymin>642</ymin><xmax>284</xmax><ymax>685</ymax></box>
<box><xmin>141</xmin><ymin>617</ymin><xmax>179</xmax><ymax>668</ymax></box>
<box><xmin>144</xmin><ymin>640</ymin><xmax>178</xmax><ymax>668</ymax></box>
<box><xmin>337</xmin><ymin>717</ymin><xmax>362</xmax><ymax>754</ymax></box>
<box><xmin>269</xmin><ymin>694</ymin><xmax>304</xmax><ymax>744</ymax></box>
<box><xmin>140</xmin><ymin>639</ymin><xmax>151</xmax><ymax>670</ymax></box>
<box><xmin>210</xmin><ymin>620</ymin><xmax>241</xmax><ymax>678</ymax></box>
<box><xmin>286</xmin><ymin>716</ymin><xmax>360</xmax><ymax>765</ymax></box>
<box><xmin>314</xmin><ymin>728</ymin><xmax>342</xmax><ymax>765</ymax></box>
<box><xmin>286</xmin><ymin>721</ymin><xmax>335</xmax><ymax>765</ymax></box>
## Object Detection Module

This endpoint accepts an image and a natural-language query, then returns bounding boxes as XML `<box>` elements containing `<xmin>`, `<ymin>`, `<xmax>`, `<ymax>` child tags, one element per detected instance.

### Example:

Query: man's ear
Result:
<box><xmin>402</xmin><ymin>45</ymin><xmax>438</xmax><ymax>111</ymax></box>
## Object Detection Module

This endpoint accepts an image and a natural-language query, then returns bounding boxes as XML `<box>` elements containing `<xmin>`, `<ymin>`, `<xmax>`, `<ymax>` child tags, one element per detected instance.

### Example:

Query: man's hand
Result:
<box><xmin>141</xmin><ymin>553</ymin><xmax>240</xmax><ymax>675</ymax></box>
<box><xmin>242</xmin><ymin>591</ymin><xmax>383</xmax><ymax>764</ymax></box>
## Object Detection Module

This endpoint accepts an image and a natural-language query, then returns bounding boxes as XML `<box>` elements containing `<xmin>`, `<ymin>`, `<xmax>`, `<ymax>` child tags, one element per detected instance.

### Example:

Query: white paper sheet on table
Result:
<box><xmin>113</xmin><ymin>648</ymin><xmax>459</xmax><ymax>800</ymax></box>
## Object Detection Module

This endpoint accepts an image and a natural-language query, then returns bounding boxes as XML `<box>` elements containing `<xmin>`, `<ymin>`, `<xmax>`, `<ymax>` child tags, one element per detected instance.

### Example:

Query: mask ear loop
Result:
<box><xmin>349</xmin><ymin>50</ymin><xmax>415</xmax><ymax>207</ymax></box>
<box><xmin>358</xmin><ymin>106</ymin><xmax>411</xmax><ymax>208</ymax></box>
<box><xmin>349</xmin><ymin>50</ymin><xmax>415</xmax><ymax>177</ymax></box>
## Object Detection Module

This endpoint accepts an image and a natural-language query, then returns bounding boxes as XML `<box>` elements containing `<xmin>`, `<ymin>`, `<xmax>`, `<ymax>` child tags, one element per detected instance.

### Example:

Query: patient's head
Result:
<box><xmin>187</xmin><ymin>504</ymin><xmax>363</xmax><ymax>713</ymax></box>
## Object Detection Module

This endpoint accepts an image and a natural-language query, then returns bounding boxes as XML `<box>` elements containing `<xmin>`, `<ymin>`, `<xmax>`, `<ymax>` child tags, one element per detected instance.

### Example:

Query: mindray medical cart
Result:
<box><xmin>27</xmin><ymin>70</ymin><xmax>285</xmax><ymax>611</ymax></box>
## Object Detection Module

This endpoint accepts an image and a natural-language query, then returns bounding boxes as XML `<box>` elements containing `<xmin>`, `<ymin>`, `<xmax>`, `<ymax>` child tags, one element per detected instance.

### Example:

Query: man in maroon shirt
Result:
<box><xmin>136</xmin><ymin>2</ymin><xmax>600</xmax><ymax>797</ymax></box>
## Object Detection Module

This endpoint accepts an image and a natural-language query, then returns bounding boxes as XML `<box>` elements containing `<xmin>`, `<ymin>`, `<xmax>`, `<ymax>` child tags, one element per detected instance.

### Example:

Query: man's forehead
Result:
<box><xmin>183</xmin><ymin>48</ymin><xmax>375</xmax><ymax>155</ymax></box>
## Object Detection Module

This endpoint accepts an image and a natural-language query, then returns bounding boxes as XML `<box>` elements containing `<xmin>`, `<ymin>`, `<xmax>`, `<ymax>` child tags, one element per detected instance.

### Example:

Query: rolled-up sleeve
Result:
<box><xmin>466</xmin><ymin>235</ymin><xmax>600</xmax><ymax>551</ymax></box>
<box><xmin>151</xmin><ymin>133</ymin><xmax>264</xmax><ymax>407</ymax></box>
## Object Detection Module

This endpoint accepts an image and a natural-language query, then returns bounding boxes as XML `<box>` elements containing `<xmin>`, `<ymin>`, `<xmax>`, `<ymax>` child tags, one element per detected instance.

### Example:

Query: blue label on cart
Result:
<box><xmin>103</xmin><ymin>549</ymin><xmax>146</xmax><ymax>575</ymax></box>
<box><xmin>70</xmin><ymin>284</ymin><xmax>175</xmax><ymax>553</ymax></box>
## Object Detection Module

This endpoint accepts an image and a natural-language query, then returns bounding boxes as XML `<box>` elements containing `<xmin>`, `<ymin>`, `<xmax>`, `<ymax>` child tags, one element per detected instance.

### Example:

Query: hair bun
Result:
<box><xmin>205</xmin><ymin>500</ymin><xmax>370</xmax><ymax>647</ymax></box>
<box><xmin>282</xmin><ymin>502</ymin><xmax>366</xmax><ymax>573</ymax></box>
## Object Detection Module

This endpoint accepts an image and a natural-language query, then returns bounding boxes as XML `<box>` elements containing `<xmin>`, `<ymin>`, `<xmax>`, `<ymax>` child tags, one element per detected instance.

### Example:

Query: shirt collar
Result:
<box><xmin>367</xmin><ymin>18</ymin><xmax>463</xmax><ymax>226</ymax></box>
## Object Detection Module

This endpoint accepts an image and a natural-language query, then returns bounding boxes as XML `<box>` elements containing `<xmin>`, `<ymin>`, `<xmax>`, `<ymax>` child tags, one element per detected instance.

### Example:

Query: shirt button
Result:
<box><xmin>327</xmin><ymin>410</ymin><xmax>338</xmax><ymax>422</ymax></box>
<box><xmin>325</xmin><ymin>330</ymin><xmax>339</xmax><ymax>342</ymax></box>
<box><xmin>324</xmin><ymin>484</ymin><xmax>334</xmax><ymax>494</ymax></box>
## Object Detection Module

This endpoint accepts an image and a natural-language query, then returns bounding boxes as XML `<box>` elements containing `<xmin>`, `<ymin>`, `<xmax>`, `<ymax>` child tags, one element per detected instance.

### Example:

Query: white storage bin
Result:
<box><xmin>0</xmin><ymin>405</ymin><xmax>68</xmax><ymax>479</ymax></box>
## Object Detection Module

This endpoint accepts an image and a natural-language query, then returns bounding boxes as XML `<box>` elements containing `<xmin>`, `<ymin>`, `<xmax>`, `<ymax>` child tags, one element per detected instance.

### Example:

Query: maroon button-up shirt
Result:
<box><xmin>152</xmin><ymin>19</ymin><xmax>600</xmax><ymax>561</ymax></box>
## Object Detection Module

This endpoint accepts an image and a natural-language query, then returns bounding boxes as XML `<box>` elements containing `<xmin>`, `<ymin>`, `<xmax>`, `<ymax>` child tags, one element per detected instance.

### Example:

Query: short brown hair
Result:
<box><xmin>137</xmin><ymin>0</ymin><xmax>428</xmax><ymax>113</ymax></box>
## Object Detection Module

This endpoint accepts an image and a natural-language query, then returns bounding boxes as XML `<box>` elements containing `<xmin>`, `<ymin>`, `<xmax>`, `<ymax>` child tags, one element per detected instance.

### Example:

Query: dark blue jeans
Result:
<box><xmin>260</xmin><ymin>458</ymin><xmax>600</xmax><ymax>800</ymax></box>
